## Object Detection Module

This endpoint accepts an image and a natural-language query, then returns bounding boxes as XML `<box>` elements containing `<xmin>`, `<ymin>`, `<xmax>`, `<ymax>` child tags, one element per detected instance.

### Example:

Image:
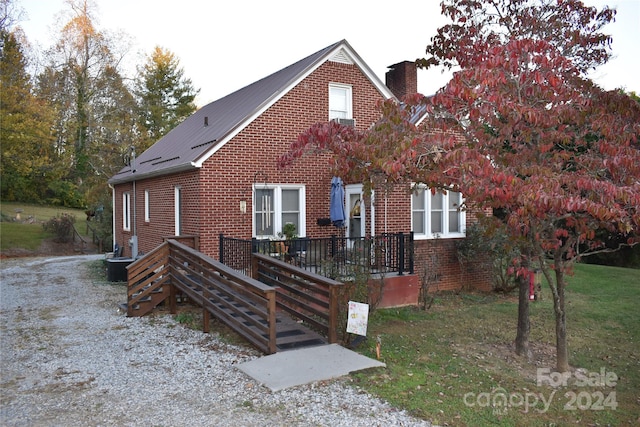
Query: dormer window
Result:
<box><xmin>329</xmin><ymin>83</ymin><xmax>352</xmax><ymax>120</ymax></box>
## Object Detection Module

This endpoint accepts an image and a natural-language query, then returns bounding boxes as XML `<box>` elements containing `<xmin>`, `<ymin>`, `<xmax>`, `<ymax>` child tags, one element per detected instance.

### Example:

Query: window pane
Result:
<box><xmin>431</xmin><ymin>192</ymin><xmax>443</xmax><ymax>210</ymax></box>
<box><xmin>412</xmin><ymin>189</ymin><xmax>425</xmax><ymax>234</ymax></box>
<box><xmin>281</xmin><ymin>189</ymin><xmax>299</xmax><ymax>235</ymax></box>
<box><xmin>413</xmin><ymin>211</ymin><xmax>424</xmax><ymax>234</ymax></box>
<box><xmin>413</xmin><ymin>188</ymin><xmax>425</xmax><ymax>206</ymax></box>
<box><xmin>448</xmin><ymin>191</ymin><xmax>461</xmax><ymax>233</ymax></box>
<box><xmin>448</xmin><ymin>211</ymin><xmax>459</xmax><ymax>232</ymax></box>
<box><xmin>255</xmin><ymin>189</ymin><xmax>274</xmax><ymax>236</ymax></box>
<box><xmin>431</xmin><ymin>211</ymin><xmax>442</xmax><ymax>233</ymax></box>
<box><xmin>281</xmin><ymin>189</ymin><xmax>299</xmax><ymax>211</ymax></box>
<box><xmin>330</xmin><ymin>87</ymin><xmax>347</xmax><ymax>109</ymax></box>
<box><xmin>449</xmin><ymin>191</ymin><xmax>461</xmax><ymax>209</ymax></box>
<box><xmin>123</xmin><ymin>192</ymin><xmax>130</xmax><ymax>230</ymax></box>
<box><xmin>329</xmin><ymin>86</ymin><xmax>348</xmax><ymax>119</ymax></box>
<box><xmin>431</xmin><ymin>192</ymin><xmax>443</xmax><ymax>233</ymax></box>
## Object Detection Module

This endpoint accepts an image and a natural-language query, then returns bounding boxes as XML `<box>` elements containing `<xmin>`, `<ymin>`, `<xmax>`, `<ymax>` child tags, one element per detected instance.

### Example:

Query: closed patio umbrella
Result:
<box><xmin>330</xmin><ymin>176</ymin><xmax>346</xmax><ymax>227</ymax></box>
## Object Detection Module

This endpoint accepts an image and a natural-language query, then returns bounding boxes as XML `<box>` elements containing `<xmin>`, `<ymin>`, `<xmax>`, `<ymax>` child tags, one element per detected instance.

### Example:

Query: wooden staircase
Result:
<box><xmin>126</xmin><ymin>243</ymin><xmax>171</xmax><ymax>317</ymax></box>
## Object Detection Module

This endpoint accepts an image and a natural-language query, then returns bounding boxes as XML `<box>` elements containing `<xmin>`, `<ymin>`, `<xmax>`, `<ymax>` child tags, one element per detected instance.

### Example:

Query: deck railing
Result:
<box><xmin>252</xmin><ymin>253</ymin><xmax>343</xmax><ymax>344</ymax></box>
<box><xmin>220</xmin><ymin>232</ymin><xmax>414</xmax><ymax>278</ymax></box>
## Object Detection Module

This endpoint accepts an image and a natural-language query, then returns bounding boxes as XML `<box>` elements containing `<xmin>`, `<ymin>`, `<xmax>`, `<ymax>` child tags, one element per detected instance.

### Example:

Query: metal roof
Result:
<box><xmin>108</xmin><ymin>39</ymin><xmax>395</xmax><ymax>185</ymax></box>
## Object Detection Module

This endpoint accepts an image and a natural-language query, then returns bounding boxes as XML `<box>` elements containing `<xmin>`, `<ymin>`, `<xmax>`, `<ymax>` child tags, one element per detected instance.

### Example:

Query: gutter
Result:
<box><xmin>107</xmin><ymin>162</ymin><xmax>199</xmax><ymax>185</ymax></box>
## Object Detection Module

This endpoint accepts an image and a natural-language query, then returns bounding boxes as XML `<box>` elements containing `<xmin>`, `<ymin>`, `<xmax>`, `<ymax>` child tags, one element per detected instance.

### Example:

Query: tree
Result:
<box><xmin>36</xmin><ymin>0</ymin><xmax>134</xmax><ymax>207</ymax></box>
<box><xmin>1</xmin><ymin>0</ymin><xmax>23</xmax><ymax>33</ymax></box>
<box><xmin>134</xmin><ymin>46</ymin><xmax>199</xmax><ymax>148</ymax></box>
<box><xmin>279</xmin><ymin>1</ymin><xmax>640</xmax><ymax>372</ymax></box>
<box><xmin>0</xmin><ymin>28</ymin><xmax>60</xmax><ymax>202</ymax></box>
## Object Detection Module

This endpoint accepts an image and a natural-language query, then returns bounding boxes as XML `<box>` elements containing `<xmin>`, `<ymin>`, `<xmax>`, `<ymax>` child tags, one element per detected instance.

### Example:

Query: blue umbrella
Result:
<box><xmin>330</xmin><ymin>176</ymin><xmax>346</xmax><ymax>227</ymax></box>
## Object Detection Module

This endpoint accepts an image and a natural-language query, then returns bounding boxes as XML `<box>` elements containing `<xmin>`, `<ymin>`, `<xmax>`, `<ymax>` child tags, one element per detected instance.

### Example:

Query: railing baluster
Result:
<box><xmin>398</xmin><ymin>232</ymin><xmax>405</xmax><ymax>276</ymax></box>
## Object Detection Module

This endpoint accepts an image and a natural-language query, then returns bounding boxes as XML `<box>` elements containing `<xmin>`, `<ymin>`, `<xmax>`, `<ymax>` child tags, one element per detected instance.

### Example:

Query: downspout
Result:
<box><xmin>384</xmin><ymin>191</ymin><xmax>388</xmax><ymax>234</ymax></box>
<box><xmin>130</xmin><ymin>147</ymin><xmax>138</xmax><ymax>258</ymax></box>
<box><xmin>108</xmin><ymin>183</ymin><xmax>115</xmax><ymax>252</ymax></box>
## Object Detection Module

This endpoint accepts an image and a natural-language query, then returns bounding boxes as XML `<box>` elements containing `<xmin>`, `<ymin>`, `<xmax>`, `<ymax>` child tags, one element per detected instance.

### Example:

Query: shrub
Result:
<box><xmin>42</xmin><ymin>213</ymin><xmax>76</xmax><ymax>243</ymax></box>
<box><xmin>457</xmin><ymin>220</ymin><xmax>520</xmax><ymax>293</ymax></box>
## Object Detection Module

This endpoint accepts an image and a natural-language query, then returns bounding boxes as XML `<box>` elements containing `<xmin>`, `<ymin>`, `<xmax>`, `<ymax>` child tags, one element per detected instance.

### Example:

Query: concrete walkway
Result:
<box><xmin>237</xmin><ymin>343</ymin><xmax>385</xmax><ymax>391</ymax></box>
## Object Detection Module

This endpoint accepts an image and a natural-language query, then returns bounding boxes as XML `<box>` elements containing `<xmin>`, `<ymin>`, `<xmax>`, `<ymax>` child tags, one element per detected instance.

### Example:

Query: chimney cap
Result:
<box><xmin>387</xmin><ymin>60</ymin><xmax>416</xmax><ymax>70</ymax></box>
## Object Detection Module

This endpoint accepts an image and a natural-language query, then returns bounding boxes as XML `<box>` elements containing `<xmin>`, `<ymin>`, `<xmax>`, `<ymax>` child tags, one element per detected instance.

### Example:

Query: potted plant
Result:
<box><xmin>276</xmin><ymin>223</ymin><xmax>298</xmax><ymax>256</ymax></box>
<box><xmin>280</xmin><ymin>223</ymin><xmax>298</xmax><ymax>241</ymax></box>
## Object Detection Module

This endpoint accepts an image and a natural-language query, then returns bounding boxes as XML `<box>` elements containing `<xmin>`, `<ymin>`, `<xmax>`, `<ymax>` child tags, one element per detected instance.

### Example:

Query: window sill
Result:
<box><xmin>413</xmin><ymin>232</ymin><xmax>466</xmax><ymax>240</ymax></box>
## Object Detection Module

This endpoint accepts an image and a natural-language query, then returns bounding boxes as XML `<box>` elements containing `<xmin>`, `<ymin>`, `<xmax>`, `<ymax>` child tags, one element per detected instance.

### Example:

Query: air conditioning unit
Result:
<box><xmin>332</xmin><ymin>118</ymin><xmax>356</xmax><ymax>127</ymax></box>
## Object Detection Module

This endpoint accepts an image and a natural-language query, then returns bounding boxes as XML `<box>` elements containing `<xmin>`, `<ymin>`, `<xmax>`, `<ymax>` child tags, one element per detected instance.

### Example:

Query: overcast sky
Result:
<box><xmin>17</xmin><ymin>0</ymin><xmax>640</xmax><ymax>107</ymax></box>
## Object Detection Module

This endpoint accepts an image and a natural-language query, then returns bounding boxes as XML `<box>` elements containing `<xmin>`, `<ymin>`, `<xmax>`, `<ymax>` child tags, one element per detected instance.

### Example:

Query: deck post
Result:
<box><xmin>267</xmin><ymin>290</ymin><xmax>277</xmax><ymax>354</ymax></box>
<box><xmin>328</xmin><ymin>284</ymin><xmax>339</xmax><ymax>344</ymax></box>
<box><xmin>203</xmin><ymin>308</ymin><xmax>210</xmax><ymax>333</ymax></box>
<box><xmin>169</xmin><ymin>283</ymin><xmax>177</xmax><ymax>314</ymax></box>
<box><xmin>251</xmin><ymin>254</ymin><xmax>260</xmax><ymax>280</ymax></box>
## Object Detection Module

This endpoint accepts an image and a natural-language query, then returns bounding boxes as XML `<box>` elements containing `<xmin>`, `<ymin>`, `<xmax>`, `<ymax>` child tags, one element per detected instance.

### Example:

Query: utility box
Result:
<box><xmin>107</xmin><ymin>258</ymin><xmax>134</xmax><ymax>282</ymax></box>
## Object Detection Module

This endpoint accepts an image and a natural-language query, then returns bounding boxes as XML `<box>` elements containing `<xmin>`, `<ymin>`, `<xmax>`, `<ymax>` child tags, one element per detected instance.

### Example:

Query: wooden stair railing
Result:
<box><xmin>252</xmin><ymin>253</ymin><xmax>344</xmax><ymax>344</ymax></box>
<box><xmin>166</xmin><ymin>240</ymin><xmax>277</xmax><ymax>354</ymax></box>
<box><xmin>126</xmin><ymin>242</ymin><xmax>171</xmax><ymax>317</ymax></box>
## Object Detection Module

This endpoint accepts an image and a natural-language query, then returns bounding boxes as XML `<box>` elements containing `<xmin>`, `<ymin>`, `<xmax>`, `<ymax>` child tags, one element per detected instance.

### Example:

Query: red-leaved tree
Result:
<box><xmin>279</xmin><ymin>0</ymin><xmax>640</xmax><ymax>372</ymax></box>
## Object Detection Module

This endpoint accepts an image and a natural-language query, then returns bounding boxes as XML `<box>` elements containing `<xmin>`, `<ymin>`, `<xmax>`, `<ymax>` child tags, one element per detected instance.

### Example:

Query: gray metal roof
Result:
<box><xmin>109</xmin><ymin>39</ymin><xmax>394</xmax><ymax>185</ymax></box>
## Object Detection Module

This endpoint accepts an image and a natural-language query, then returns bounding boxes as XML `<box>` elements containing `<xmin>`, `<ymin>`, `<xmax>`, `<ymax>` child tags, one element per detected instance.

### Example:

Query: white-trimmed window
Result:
<box><xmin>412</xmin><ymin>186</ymin><xmax>465</xmax><ymax>239</ymax></box>
<box><xmin>254</xmin><ymin>185</ymin><xmax>305</xmax><ymax>238</ymax></box>
<box><xmin>174</xmin><ymin>186</ymin><xmax>181</xmax><ymax>235</ymax></box>
<box><xmin>329</xmin><ymin>83</ymin><xmax>352</xmax><ymax>120</ymax></box>
<box><xmin>144</xmin><ymin>190</ymin><xmax>150</xmax><ymax>222</ymax></box>
<box><xmin>122</xmin><ymin>192</ymin><xmax>131</xmax><ymax>231</ymax></box>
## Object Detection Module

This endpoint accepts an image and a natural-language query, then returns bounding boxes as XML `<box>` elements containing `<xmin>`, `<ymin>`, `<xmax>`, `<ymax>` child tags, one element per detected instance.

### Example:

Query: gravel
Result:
<box><xmin>0</xmin><ymin>255</ymin><xmax>433</xmax><ymax>427</ymax></box>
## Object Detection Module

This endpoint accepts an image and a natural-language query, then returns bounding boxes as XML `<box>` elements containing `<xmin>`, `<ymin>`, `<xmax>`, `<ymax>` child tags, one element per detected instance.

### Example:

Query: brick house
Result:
<box><xmin>108</xmin><ymin>40</ymin><xmax>490</xmax><ymax>301</ymax></box>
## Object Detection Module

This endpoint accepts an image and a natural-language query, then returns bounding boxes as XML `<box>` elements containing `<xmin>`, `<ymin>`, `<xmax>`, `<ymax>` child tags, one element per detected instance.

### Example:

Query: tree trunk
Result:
<box><xmin>554</xmin><ymin>257</ymin><xmax>569</xmax><ymax>372</ymax></box>
<box><xmin>515</xmin><ymin>272</ymin><xmax>531</xmax><ymax>360</ymax></box>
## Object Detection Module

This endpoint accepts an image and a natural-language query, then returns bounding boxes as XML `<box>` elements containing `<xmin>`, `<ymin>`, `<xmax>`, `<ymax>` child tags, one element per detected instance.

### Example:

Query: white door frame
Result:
<box><xmin>345</xmin><ymin>184</ymin><xmax>374</xmax><ymax>242</ymax></box>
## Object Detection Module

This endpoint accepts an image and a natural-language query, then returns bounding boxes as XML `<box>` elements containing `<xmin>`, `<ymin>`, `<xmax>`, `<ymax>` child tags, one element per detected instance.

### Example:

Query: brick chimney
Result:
<box><xmin>385</xmin><ymin>61</ymin><xmax>418</xmax><ymax>101</ymax></box>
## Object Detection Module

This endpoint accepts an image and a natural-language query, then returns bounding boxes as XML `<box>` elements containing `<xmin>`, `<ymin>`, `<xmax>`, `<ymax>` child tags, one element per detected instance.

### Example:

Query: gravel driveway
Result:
<box><xmin>0</xmin><ymin>255</ymin><xmax>432</xmax><ymax>427</ymax></box>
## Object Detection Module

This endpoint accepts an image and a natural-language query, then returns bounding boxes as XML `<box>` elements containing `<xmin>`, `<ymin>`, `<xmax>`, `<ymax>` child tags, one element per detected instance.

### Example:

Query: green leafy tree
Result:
<box><xmin>1</xmin><ymin>28</ymin><xmax>60</xmax><ymax>202</ymax></box>
<box><xmin>134</xmin><ymin>46</ymin><xmax>199</xmax><ymax>148</ymax></box>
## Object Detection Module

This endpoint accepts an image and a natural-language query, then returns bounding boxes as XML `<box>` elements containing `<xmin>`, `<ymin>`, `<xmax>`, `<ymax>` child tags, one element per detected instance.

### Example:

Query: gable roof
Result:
<box><xmin>109</xmin><ymin>39</ymin><xmax>395</xmax><ymax>185</ymax></box>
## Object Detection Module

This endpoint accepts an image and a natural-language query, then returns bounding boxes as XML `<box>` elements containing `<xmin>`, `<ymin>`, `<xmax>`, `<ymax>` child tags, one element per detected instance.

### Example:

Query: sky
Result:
<box><xmin>16</xmin><ymin>0</ymin><xmax>640</xmax><ymax>108</ymax></box>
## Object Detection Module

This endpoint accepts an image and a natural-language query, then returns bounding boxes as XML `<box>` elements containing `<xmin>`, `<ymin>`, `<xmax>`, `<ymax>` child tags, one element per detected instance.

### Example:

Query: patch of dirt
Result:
<box><xmin>0</xmin><ymin>237</ymin><xmax>98</xmax><ymax>259</ymax></box>
<box><xmin>454</xmin><ymin>341</ymin><xmax>558</xmax><ymax>383</ymax></box>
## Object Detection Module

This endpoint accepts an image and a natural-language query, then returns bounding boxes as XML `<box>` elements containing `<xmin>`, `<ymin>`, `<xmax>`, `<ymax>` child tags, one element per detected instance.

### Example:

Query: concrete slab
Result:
<box><xmin>237</xmin><ymin>344</ymin><xmax>386</xmax><ymax>391</ymax></box>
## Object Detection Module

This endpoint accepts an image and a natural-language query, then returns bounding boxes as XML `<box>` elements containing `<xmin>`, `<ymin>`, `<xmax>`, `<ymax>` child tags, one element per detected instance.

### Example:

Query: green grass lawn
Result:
<box><xmin>0</xmin><ymin>202</ymin><xmax>89</xmax><ymax>252</ymax></box>
<box><xmin>351</xmin><ymin>263</ymin><xmax>639</xmax><ymax>426</ymax></box>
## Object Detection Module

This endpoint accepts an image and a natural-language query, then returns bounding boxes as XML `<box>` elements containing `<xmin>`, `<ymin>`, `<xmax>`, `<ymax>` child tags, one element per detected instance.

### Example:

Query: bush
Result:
<box><xmin>42</xmin><ymin>213</ymin><xmax>76</xmax><ymax>243</ymax></box>
<box><xmin>457</xmin><ymin>220</ymin><xmax>521</xmax><ymax>292</ymax></box>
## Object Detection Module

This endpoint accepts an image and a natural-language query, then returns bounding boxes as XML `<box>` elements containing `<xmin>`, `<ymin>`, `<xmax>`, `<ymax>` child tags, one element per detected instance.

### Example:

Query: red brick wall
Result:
<box><xmin>112</xmin><ymin>170</ymin><xmax>199</xmax><ymax>258</ymax></box>
<box><xmin>413</xmin><ymin>238</ymin><xmax>492</xmax><ymax>293</ymax></box>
